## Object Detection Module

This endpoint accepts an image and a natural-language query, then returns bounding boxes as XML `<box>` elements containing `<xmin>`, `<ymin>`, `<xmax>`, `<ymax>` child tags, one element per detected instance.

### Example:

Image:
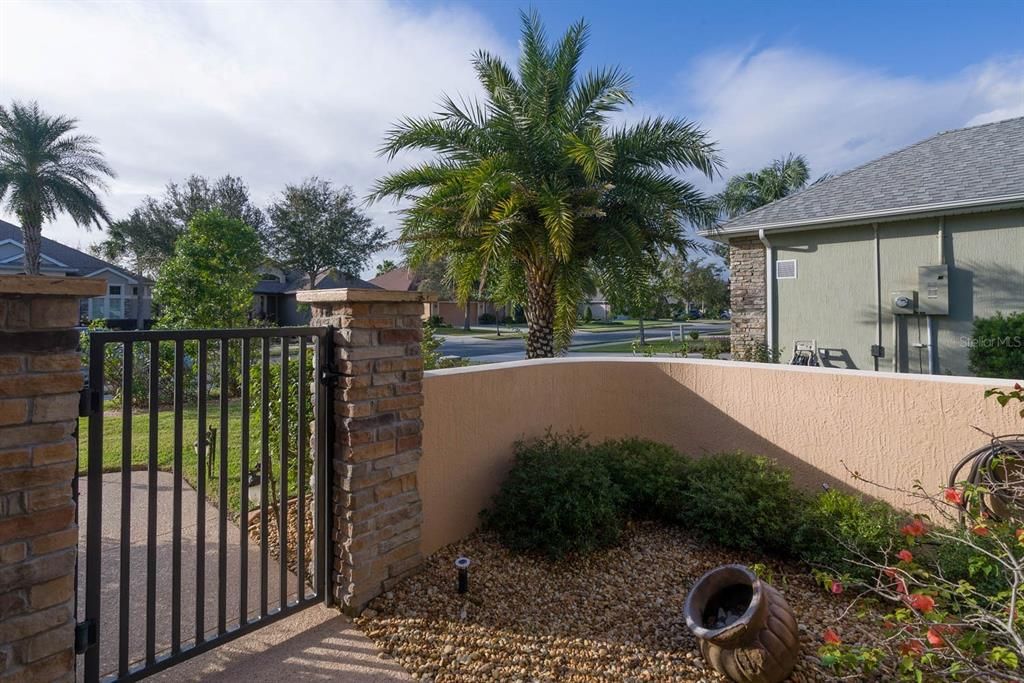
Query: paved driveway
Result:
<box><xmin>76</xmin><ymin>471</ymin><xmax>408</xmax><ymax>681</ymax></box>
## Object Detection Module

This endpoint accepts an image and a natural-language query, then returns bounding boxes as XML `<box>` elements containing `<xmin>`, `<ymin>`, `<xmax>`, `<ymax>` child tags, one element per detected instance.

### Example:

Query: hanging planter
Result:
<box><xmin>684</xmin><ymin>564</ymin><xmax>800</xmax><ymax>683</ymax></box>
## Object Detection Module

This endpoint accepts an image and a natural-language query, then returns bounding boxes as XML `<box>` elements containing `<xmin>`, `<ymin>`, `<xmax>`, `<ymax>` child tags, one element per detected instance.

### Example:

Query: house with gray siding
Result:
<box><xmin>717</xmin><ymin>116</ymin><xmax>1024</xmax><ymax>377</ymax></box>
<box><xmin>253</xmin><ymin>265</ymin><xmax>379</xmax><ymax>325</ymax></box>
<box><xmin>0</xmin><ymin>219</ymin><xmax>153</xmax><ymax>327</ymax></box>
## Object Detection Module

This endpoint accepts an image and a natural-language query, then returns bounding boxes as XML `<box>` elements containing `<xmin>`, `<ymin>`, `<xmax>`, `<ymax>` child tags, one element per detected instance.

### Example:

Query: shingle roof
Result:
<box><xmin>719</xmin><ymin>116</ymin><xmax>1024</xmax><ymax>234</ymax></box>
<box><xmin>0</xmin><ymin>219</ymin><xmax>150</xmax><ymax>282</ymax></box>
<box><xmin>283</xmin><ymin>270</ymin><xmax>379</xmax><ymax>293</ymax></box>
<box><xmin>368</xmin><ymin>267</ymin><xmax>419</xmax><ymax>292</ymax></box>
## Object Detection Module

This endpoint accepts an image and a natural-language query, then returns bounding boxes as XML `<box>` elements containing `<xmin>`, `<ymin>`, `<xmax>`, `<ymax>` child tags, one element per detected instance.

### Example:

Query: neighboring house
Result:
<box><xmin>369</xmin><ymin>267</ymin><xmax>504</xmax><ymax>326</ymax></box>
<box><xmin>0</xmin><ymin>219</ymin><xmax>153</xmax><ymax>327</ymax></box>
<box><xmin>253</xmin><ymin>266</ymin><xmax>379</xmax><ymax>325</ymax></box>
<box><xmin>716</xmin><ymin>116</ymin><xmax>1024</xmax><ymax>376</ymax></box>
<box><xmin>579</xmin><ymin>292</ymin><xmax>612</xmax><ymax>320</ymax></box>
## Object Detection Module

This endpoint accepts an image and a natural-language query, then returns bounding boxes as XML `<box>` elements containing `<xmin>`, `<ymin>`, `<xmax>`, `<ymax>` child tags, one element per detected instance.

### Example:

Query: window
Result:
<box><xmin>89</xmin><ymin>283</ymin><xmax>127</xmax><ymax>319</ymax></box>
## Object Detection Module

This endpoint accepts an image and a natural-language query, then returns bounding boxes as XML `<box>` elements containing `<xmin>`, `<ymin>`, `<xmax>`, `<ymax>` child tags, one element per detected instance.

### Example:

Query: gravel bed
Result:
<box><xmin>357</xmin><ymin>521</ymin><xmax>886</xmax><ymax>682</ymax></box>
<box><xmin>247</xmin><ymin>495</ymin><xmax>314</xmax><ymax>576</ymax></box>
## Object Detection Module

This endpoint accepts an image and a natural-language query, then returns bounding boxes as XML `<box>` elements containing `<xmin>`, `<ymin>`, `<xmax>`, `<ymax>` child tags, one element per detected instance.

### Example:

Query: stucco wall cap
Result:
<box><xmin>295</xmin><ymin>288</ymin><xmax>437</xmax><ymax>304</ymax></box>
<box><xmin>0</xmin><ymin>274</ymin><xmax>107</xmax><ymax>296</ymax></box>
<box><xmin>425</xmin><ymin>356</ymin><xmax>1021</xmax><ymax>387</ymax></box>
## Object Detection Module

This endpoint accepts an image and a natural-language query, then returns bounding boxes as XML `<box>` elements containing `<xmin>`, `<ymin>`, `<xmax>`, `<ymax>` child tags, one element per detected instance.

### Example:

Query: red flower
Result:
<box><xmin>882</xmin><ymin>620</ymin><xmax>896</xmax><ymax>630</ymax></box>
<box><xmin>907</xmin><ymin>593</ymin><xmax>936</xmax><ymax>613</ymax></box>
<box><xmin>972</xmin><ymin>525</ymin><xmax>990</xmax><ymax>537</ymax></box>
<box><xmin>901</xmin><ymin>518</ymin><xmax>927</xmax><ymax>537</ymax></box>
<box><xmin>1016</xmin><ymin>528</ymin><xmax>1024</xmax><ymax>541</ymax></box>
<box><xmin>944</xmin><ymin>488</ymin><xmax>964</xmax><ymax>505</ymax></box>
<box><xmin>926</xmin><ymin>627</ymin><xmax>946</xmax><ymax>647</ymax></box>
<box><xmin>900</xmin><ymin>639</ymin><xmax>925</xmax><ymax>656</ymax></box>
<box><xmin>823</xmin><ymin>629</ymin><xmax>841</xmax><ymax>645</ymax></box>
<box><xmin>897</xmin><ymin>549</ymin><xmax>913</xmax><ymax>563</ymax></box>
<box><xmin>831</xmin><ymin>581</ymin><xmax>844</xmax><ymax>595</ymax></box>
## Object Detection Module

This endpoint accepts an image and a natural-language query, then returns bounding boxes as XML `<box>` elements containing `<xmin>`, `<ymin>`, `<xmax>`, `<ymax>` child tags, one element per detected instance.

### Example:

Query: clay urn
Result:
<box><xmin>684</xmin><ymin>564</ymin><xmax>800</xmax><ymax>683</ymax></box>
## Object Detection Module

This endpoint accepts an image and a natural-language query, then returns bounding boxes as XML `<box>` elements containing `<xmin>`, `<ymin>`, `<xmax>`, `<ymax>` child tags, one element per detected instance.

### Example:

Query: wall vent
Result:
<box><xmin>776</xmin><ymin>259</ymin><xmax>797</xmax><ymax>279</ymax></box>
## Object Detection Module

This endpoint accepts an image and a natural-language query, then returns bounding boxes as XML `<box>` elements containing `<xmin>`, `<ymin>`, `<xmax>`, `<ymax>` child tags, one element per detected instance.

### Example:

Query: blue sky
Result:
<box><xmin>1</xmin><ymin>0</ymin><xmax>1022</xmax><ymax>273</ymax></box>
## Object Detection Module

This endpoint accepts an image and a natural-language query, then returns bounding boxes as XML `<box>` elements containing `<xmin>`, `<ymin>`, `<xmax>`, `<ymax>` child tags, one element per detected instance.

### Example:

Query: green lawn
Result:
<box><xmin>78</xmin><ymin>400</ymin><xmax>307</xmax><ymax>514</ymax></box>
<box><xmin>575</xmin><ymin>337</ymin><xmax>727</xmax><ymax>355</ymax></box>
<box><xmin>577</xmin><ymin>319</ymin><xmax>680</xmax><ymax>333</ymax></box>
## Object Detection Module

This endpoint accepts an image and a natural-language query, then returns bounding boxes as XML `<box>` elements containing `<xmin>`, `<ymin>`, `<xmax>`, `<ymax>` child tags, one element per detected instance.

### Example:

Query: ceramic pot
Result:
<box><xmin>684</xmin><ymin>564</ymin><xmax>800</xmax><ymax>683</ymax></box>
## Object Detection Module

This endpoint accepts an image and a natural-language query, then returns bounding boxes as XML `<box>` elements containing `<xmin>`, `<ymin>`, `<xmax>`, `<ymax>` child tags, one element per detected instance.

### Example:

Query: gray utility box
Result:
<box><xmin>891</xmin><ymin>290</ymin><xmax>918</xmax><ymax>314</ymax></box>
<box><xmin>918</xmin><ymin>265</ymin><xmax>949</xmax><ymax>315</ymax></box>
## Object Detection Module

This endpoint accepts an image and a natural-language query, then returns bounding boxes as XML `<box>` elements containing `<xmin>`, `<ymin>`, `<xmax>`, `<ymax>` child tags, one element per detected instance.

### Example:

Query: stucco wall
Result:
<box><xmin>770</xmin><ymin>207</ymin><xmax>1024</xmax><ymax>375</ymax></box>
<box><xmin>419</xmin><ymin>357</ymin><xmax>1021</xmax><ymax>555</ymax></box>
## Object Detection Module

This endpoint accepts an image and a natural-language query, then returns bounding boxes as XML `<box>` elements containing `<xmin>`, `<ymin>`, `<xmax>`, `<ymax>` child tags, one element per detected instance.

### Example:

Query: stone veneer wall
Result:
<box><xmin>298</xmin><ymin>288</ymin><xmax>432</xmax><ymax>616</ymax></box>
<box><xmin>0</xmin><ymin>276</ymin><xmax>105</xmax><ymax>683</ymax></box>
<box><xmin>728</xmin><ymin>236</ymin><xmax>767</xmax><ymax>359</ymax></box>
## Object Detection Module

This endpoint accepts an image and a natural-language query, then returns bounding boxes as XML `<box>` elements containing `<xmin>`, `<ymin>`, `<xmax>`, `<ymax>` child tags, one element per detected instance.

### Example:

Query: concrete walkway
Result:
<box><xmin>77</xmin><ymin>471</ymin><xmax>409</xmax><ymax>681</ymax></box>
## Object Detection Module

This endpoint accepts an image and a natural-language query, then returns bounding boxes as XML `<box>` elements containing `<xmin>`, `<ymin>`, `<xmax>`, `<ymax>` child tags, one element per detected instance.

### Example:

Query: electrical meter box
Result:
<box><xmin>918</xmin><ymin>265</ymin><xmax>949</xmax><ymax>315</ymax></box>
<box><xmin>891</xmin><ymin>290</ymin><xmax>917</xmax><ymax>315</ymax></box>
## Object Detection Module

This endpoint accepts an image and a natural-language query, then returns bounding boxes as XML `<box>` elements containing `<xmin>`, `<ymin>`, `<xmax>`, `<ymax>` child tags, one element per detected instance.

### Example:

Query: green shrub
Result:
<box><xmin>792</xmin><ymin>490</ymin><xmax>902</xmax><ymax>579</ymax></box>
<box><xmin>584</xmin><ymin>307</ymin><xmax>593</xmax><ymax>323</ymax></box>
<box><xmin>478</xmin><ymin>312</ymin><xmax>496</xmax><ymax>325</ymax></box>
<box><xmin>675</xmin><ymin>453</ymin><xmax>804</xmax><ymax>553</ymax></box>
<box><xmin>481</xmin><ymin>432</ymin><xmax>624</xmax><ymax>559</ymax></box>
<box><xmin>702</xmin><ymin>340</ymin><xmax>727</xmax><ymax>359</ymax></box>
<box><xmin>592</xmin><ymin>438</ymin><xmax>689</xmax><ymax>519</ymax></box>
<box><xmin>968</xmin><ymin>312</ymin><xmax>1024</xmax><ymax>379</ymax></box>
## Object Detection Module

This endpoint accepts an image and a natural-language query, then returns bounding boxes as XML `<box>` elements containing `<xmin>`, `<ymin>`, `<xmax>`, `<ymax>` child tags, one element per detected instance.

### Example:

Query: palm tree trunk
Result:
<box><xmin>20</xmin><ymin>222</ymin><xmax>42</xmax><ymax>276</ymax></box>
<box><xmin>463</xmin><ymin>301</ymin><xmax>471</xmax><ymax>331</ymax></box>
<box><xmin>638</xmin><ymin>316</ymin><xmax>646</xmax><ymax>345</ymax></box>
<box><xmin>525</xmin><ymin>271</ymin><xmax>556</xmax><ymax>359</ymax></box>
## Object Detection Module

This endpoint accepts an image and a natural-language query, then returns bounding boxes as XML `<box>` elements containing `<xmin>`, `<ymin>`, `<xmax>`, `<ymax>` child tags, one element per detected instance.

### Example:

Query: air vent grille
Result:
<box><xmin>776</xmin><ymin>259</ymin><xmax>797</xmax><ymax>279</ymax></box>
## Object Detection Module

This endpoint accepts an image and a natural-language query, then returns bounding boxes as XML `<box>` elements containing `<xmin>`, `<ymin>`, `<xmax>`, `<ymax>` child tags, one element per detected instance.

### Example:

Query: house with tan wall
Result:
<box><xmin>369</xmin><ymin>267</ymin><xmax>504</xmax><ymax>326</ymax></box>
<box><xmin>717</xmin><ymin>116</ymin><xmax>1024</xmax><ymax>377</ymax></box>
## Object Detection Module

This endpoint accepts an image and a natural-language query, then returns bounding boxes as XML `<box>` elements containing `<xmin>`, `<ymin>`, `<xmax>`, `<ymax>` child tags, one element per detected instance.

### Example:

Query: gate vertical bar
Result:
<box><xmin>117</xmin><ymin>342</ymin><xmax>133</xmax><ymax>677</ymax></box>
<box><xmin>317</xmin><ymin>327</ymin><xmax>333</xmax><ymax>604</ymax></box>
<box><xmin>279</xmin><ymin>337</ymin><xmax>289</xmax><ymax>609</ymax></box>
<box><xmin>239</xmin><ymin>338</ymin><xmax>250</xmax><ymax>626</ymax></box>
<box><xmin>84</xmin><ymin>336</ymin><xmax>105</xmax><ymax>682</ymax></box>
<box><xmin>195</xmin><ymin>338</ymin><xmax>207</xmax><ymax>644</ymax></box>
<box><xmin>296</xmin><ymin>336</ymin><xmax>307</xmax><ymax>600</ymax></box>
<box><xmin>171</xmin><ymin>339</ymin><xmax>184</xmax><ymax>654</ymax></box>
<box><xmin>218</xmin><ymin>338</ymin><xmax>229</xmax><ymax>634</ymax></box>
<box><xmin>259</xmin><ymin>336</ymin><xmax>270</xmax><ymax>617</ymax></box>
<box><xmin>146</xmin><ymin>341</ymin><xmax>158</xmax><ymax>665</ymax></box>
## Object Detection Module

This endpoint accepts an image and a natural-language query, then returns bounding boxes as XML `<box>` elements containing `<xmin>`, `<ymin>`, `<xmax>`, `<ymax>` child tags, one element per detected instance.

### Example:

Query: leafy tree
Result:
<box><xmin>265</xmin><ymin>178</ymin><xmax>387</xmax><ymax>289</ymax></box>
<box><xmin>0</xmin><ymin>100</ymin><xmax>114</xmax><ymax>274</ymax></box>
<box><xmin>153</xmin><ymin>211</ymin><xmax>263</xmax><ymax>328</ymax></box>
<box><xmin>717</xmin><ymin>153</ymin><xmax>812</xmax><ymax>219</ymax></box>
<box><xmin>659</xmin><ymin>253</ymin><xmax>729</xmax><ymax>316</ymax></box>
<box><xmin>96</xmin><ymin>174</ymin><xmax>266</xmax><ymax>278</ymax></box>
<box><xmin>371</xmin><ymin>12</ymin><xmax>720</xmax><ymax>358</ymax></box>
<box><xmin>376</xmin><ymin>259</ymin><xmax>398</xmax><ymax>276</ymax></box>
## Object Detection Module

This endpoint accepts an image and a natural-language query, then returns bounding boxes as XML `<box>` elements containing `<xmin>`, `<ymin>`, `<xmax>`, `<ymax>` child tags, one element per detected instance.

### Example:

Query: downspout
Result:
<box><xmin>927</xmin><ymin>217</ymin><xmax>946</xmax><ymax>374</ymax></box>
<box><xmin>873</xmin><ymin>223</ymin><xmax>881</xmax><ymax>372</ymax></box>
<box><xmin>758</xmin><ymin>229</ymin><xmax>774</xmax><ymax>357</ymax></box>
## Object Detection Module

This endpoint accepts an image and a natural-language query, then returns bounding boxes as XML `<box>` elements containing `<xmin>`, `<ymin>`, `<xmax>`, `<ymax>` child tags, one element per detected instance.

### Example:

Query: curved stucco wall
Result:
<box><xmin>419</xmin><ymin>358</ymin><xmax>1021</xmax><ymax>555</ymax></box>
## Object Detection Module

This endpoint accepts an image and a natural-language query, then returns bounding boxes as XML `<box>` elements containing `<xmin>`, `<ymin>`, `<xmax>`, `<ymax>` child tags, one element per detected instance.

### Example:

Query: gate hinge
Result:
<box><xmin>88</xmin><ymin>388</ymin><xmax>103</xmax><ymax>417</ymax></box>
<box><xmin>319</xmin><ymin>367</ymin><xmax>346</xmax><ymax>386</ymax></box>
<box><xmin>75</xmin><ymin>619</ymin><xmax>97</xmax><ymax>654</ymax></box>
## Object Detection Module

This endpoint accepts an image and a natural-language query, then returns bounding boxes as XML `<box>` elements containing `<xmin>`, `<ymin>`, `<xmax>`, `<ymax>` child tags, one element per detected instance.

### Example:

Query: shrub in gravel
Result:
<box><xmin>481</xmin><ymin>432</ymin><xmax>625</xmax><ymax>559</ymax></box>
<box><xmin>673</xmin><ymin>452</ymin><xmax>804</xmax><ymax>553</ymax></box>
<box><xmin>591</xmin><ymin>438</ymin><xmax>690</xmax><ymax>519</ymax></box>
<box><xmin>792</xmin><ymin>490</ymin><xmax>902</xmax><ymax>579</ymax></box>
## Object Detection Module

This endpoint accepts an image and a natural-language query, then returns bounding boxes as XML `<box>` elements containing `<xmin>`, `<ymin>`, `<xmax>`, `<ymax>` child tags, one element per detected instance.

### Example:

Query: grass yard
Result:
<box><xmin>575</xmin><ymin>337</ymin><xmax>727</xmax><ymax>355</ymax></box>
<box><xmin>577</xmin><ymin>319</ymin><xmax>679</xmax><ymax>333</ymax></box>
<box><xmin>78</xmin><ymin>399</ymin><xmax>309</xmax><ymax>514</ymax></box>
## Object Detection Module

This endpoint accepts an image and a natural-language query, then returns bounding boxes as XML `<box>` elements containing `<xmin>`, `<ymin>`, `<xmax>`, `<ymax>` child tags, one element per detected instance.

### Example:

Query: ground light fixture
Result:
<box><xmin>455</xmin><ymin>556</ymin><xmax>471</xmax><ymax>594</ymax></box>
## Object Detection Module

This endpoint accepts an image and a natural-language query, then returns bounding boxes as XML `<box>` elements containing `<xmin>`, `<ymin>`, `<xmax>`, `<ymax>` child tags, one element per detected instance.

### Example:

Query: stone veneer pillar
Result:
<box><xmin>728</xmin><ymin>236</ymin><xmax>768</xmax><ymax>359</ymax></box>
<box><xmin>0</xmin><ymin>275</ymin><xmax>106</xmax><ymax>682</ymax></box>
<box><xmin>296</xmin><ymin>288</ymin><xmax>434</xmax><ymax>616</ymax></box>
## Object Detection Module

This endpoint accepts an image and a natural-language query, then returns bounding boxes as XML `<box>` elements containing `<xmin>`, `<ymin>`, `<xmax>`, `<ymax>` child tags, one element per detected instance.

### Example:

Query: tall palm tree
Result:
<box><xmin>0</xmin><ymin>101</ymin><xmax>114</xmax><ymax>274</ymax></box>
<box><xmin>717</xmin><ymin>153</ymin><xmax>811</xmax><ymax>219</ymax></box>
<box><xmin>371</xmin><ymin>12</ymin><xmax>721</xmax><ymax>358</ymax></box>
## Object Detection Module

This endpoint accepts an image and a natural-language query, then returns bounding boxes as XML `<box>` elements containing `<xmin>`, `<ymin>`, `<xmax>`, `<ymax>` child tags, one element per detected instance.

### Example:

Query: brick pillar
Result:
<box><xmin>728</xmin><ymin>236</ymin><xmax>768</xmax><ymax>359</ymax></box>
<box><xmin>296</xmin><ymin>288</ymin><xmax>434</xmax><ymax>616</ymax></box>
<box><xmin>0</xmin><ymin>275</ymin><xmax>105</xmax><ymax>682</ymax></box>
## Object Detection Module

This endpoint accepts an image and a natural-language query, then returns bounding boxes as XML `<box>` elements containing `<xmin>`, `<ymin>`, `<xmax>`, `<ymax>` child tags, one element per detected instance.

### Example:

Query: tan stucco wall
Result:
<box><xmin>771</xmin><ymin>208</ymin><xmax>1024</xmax><ymax>376</ymax></box>
<box><xmin>419</xmin><ymin>358</ymin><xmax>1021</xmax><ymax>555</ymax></box>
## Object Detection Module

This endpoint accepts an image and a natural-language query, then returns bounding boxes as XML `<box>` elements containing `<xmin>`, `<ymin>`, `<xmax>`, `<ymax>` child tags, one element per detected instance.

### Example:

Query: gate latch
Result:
<box><xmin>75</xmin><ymin>619</ymin><xmax>97</xmax><ymax>654</ymax></box>
<box><xmin>319</xmin><ymin>367</ymin><xmax>346</xmax><ymax>386</ymax></box>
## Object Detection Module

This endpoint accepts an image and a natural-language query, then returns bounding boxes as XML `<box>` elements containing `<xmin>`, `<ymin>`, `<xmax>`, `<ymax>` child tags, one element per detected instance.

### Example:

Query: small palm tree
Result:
<box><xmin>372</xmin><ymin>12</ymin><xmax>721</xmax><ymax>358</ymax></box>
<box><xmin>717</xmin><ymin>153</ymin><xmax>811</xmax><ymax>219</ymax></box>
<box><xmin>0</xmin><ymin>101</ymin><xmax>115</xmax><ymax>274</ymax></box>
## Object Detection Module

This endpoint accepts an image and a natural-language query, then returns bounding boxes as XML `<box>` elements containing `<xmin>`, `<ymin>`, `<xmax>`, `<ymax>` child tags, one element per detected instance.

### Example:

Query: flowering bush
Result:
<box><xmin>818</xmin><ymin>387</ymin><xmax>1024</xmax><ymax>681</ymax></box>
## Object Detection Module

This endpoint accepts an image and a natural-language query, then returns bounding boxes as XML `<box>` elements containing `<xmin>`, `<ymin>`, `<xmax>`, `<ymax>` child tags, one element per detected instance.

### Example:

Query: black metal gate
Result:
<box><xmin>76</xmin><ymin>326</ymin><xmax>333</xmax><ymax>681</ymax></box>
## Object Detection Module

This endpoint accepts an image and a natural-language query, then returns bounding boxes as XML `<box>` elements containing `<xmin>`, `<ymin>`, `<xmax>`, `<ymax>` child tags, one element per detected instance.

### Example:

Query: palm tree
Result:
<box><xmin>717</xmin><ymin>153</ymin><xmax>810</xmax><ymax>219</ymax></box>
<box><xmin>371</xmin><ymin>12</ymin><xmax>720</xmax><ymax>358</ymax></box>
<box><xmin>0</xmin><ymin>101</ymin><xmax>114</xmax><ymax>274</ymax></box>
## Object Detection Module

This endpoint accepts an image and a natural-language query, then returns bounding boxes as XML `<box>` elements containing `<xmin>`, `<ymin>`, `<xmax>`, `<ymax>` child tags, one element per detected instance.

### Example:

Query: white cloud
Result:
<box><xmin>676</xmin><ymin>46</ymin><xmax>1024</xmax><ymax>182</ymax></box>
<box><xmin>0</xmin><ymin>0</ymin><xmax>509</xmax><ymax>271</ymax></box>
